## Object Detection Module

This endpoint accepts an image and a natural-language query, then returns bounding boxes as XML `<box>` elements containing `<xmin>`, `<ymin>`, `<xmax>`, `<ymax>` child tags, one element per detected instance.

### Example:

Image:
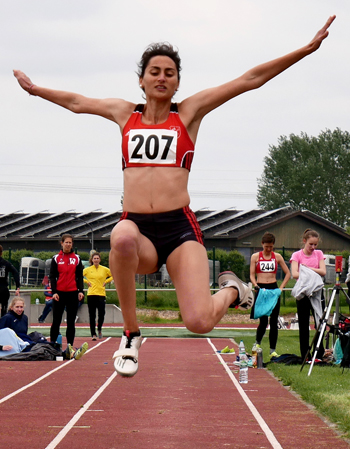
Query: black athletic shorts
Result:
<box><xmin>119</xmin><ymin>206</ymin><xmax>204</xmax><ymax>269</ymax></box>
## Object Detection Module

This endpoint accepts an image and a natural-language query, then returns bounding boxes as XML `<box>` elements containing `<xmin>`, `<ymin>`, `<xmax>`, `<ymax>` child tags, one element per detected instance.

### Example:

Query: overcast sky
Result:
<box><xmin>1</xmin><ymin>1</ymin><xmax>348</xmax><ymax>215</ymax></box>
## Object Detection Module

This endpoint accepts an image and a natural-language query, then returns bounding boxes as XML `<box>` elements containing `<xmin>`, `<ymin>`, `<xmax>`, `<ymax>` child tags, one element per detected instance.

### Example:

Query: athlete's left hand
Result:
<box><xmin>308</xmin><ymin>15</ymin><xmax>336</xmax><ymax>52</ymax></box>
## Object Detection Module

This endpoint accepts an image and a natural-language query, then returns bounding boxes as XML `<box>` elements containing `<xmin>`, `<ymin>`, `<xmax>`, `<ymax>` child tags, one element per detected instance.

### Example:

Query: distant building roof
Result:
<box><xmin>1</xmin><ymin>207</ymin><xmax>349</xmax><ymax>252</ymax></box>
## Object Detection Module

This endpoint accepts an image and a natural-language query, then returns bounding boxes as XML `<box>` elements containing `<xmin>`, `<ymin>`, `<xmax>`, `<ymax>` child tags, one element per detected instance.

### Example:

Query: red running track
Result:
<box><xmin>0</xmin><ymin>337</ymin><xmax>349</xmax><ymax>449</ymax></box>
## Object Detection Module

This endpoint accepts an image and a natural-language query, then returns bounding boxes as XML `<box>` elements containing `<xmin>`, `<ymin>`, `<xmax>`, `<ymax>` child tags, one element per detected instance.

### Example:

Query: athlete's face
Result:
<box><xmin>140</xmin><ymin>56</ymin><xmax>179</xmax><ymax>98</ymax></box>
<box><xmin>11</xmin><ymin>300</ymin><xmax>24</xmax><ymax>315</ymax></box>
<box><xmin>303</xmin><ymin>236</ymin><xmax>319</xmax><ymax>255</ymax></box>
<box><xmin>262</xmin><ymin>242</ymin><xmax>274</xmax><ymax>254</ymax></box>
<box><xmin>61</xmin><ymin>238</ymin><xmax>73</xmax><ymax>253</ymax></box>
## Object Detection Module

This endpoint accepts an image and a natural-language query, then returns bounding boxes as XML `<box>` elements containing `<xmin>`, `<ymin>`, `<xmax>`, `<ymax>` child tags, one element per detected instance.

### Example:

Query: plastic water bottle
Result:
<box><xmin>56</xmin><ymin>334</ymin><xmax>62</xmax><ymax>349</ymax></box>
<box><xmin>238</xmin><ymin>339</ymin><xmax>245</xmax><ymax>353</ymax></box>
<box><xmin>257</xmin><ymin>346</ymin><xmax>263</xmax><ymax>369</ymax></box>
<box><xmin>239</xmin><ymin>340</ymin><xmax>248</xmax><ymax>384</ymax></box>
<box><xmin>35</xmin><ymin>298</ymin><xmax>40</xmax><ymax>305</ymax></box>
<box><xmin>252</xmin><ymin>343</ymin><xmax>257</xmax><ymax>368</ymax></box>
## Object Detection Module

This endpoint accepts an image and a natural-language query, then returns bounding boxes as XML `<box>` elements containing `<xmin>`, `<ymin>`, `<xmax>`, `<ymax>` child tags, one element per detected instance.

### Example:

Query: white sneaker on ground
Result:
<box><xmin>218</xmin><ymin>271</ymin><xmax>254</xmax><ymax>310</ymax></box>
<box><xmin>113</xmin><ymin>330</ymin><xmax>142</xmax><ymax>377</ymax></box>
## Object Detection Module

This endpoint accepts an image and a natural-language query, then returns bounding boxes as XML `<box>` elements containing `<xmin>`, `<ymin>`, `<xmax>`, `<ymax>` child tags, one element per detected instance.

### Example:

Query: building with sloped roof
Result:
<box><xmin>0</xmin><ymin>207</ymin><xmax>349</xmax><ymax>263</ymax></box>
<box><xmin>197</xmin><ymin>206</ymin><xmax>350</xmax><ymax>262</ymax></box>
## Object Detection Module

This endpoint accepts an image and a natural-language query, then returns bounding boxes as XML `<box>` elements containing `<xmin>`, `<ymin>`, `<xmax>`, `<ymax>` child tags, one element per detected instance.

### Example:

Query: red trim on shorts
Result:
<box><xmin>183</xmin><ymin>206</ymin><xmax>204</xmax><ymax>245</ymax></box>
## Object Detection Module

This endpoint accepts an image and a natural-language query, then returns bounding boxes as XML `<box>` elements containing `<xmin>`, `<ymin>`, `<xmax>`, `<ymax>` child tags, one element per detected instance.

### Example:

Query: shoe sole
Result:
<box><xmin>114</xmin><ymin>356</ymin><xmax>138</xmax><ymax>377</ymax></box>
<box><xmin>218</xmin><ymin>271</ymin><xmax>253</xmax><ymax>310</ymax></box>
<box><xmin>74</xmin><ymin>342</ymin><xmax>88</xmax><ymax>360</ymax></box>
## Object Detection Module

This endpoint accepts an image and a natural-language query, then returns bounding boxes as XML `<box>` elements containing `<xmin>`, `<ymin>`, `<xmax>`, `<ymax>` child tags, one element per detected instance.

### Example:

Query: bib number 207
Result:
<box><xmin>128</xmin><ymin>129</ymin><xmax>177</xmax><ymax>164</ymax></box>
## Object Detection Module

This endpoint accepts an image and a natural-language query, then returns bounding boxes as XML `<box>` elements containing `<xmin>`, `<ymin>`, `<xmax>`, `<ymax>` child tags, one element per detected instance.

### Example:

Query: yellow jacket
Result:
<box><xmin>83</xmin><ymin>265</ymin><xmax>113</xmax><ymax>296</ymax></box>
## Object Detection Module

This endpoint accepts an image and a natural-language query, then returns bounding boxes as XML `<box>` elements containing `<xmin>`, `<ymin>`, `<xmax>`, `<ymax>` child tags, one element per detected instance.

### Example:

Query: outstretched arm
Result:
<box><xmin>13</xmin><ymin>70</ymin><xmax>135</xmax><ymax>126</ymax></box>
<box><xmin>181</xmin><ymin>15</ymin><xmax>336</xmax><ymax>128</ymax></box>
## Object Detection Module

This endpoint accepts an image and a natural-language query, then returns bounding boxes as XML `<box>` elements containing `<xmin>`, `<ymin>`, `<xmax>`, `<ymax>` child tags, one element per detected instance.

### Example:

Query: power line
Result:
<box><xmin>1</xmin><ymin>181</ymin><xmax>256</xmax><ymax>198</ymax></box>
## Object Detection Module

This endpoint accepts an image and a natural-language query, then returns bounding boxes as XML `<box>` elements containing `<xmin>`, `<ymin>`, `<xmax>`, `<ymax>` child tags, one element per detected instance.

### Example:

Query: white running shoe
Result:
<box><xmin>218</xmin><ymin>271</ymin><xmax>254</xmax><ymax>310</ymax></box>
<box><xmin>113</xmin><ymin>330</ymin><xmax>142</xmax><ymax>377</ymax></box>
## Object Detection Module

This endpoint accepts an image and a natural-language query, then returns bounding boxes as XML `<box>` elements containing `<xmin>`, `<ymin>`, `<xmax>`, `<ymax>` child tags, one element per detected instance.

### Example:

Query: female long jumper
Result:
<box><xmin>14</xmin><ymin>15</ymin><xmax>335</xmax><ymax>377</ymax></box>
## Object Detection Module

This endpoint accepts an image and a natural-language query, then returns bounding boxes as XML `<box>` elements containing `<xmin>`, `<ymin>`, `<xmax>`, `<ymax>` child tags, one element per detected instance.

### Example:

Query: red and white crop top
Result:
<box><xmin>255</xmin><ymin>251</ymin><xmax>278</xmax><ymax>274</ymax></box>
<box><xmin>121</xmin><ymin>103</ymin><xmax>195</xmax><ymax>171</ymax></box>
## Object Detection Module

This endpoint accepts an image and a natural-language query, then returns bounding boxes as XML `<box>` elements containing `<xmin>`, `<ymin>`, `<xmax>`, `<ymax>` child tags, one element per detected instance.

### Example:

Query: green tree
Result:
<box><xmin>100</xmin><ymin>252</ymin><xmax>110</xmax><ymax>267</ymax></box>
<box><xmin>2</xmin><ymin>249</ymin><xmax>34</xmax><ymax>270</ymax></box>
<box><xmin>257</xmin><ymin>128</ymin><xmax>350</xmax><ymax>227</ymax></box>
<box><xmin>36</xmin><ymin>251</ymin><xmax>56</xmax><ymax>261</ymax></box>
<box><xmin>207</xmin><ymin>249</ymin><xmax>246</xmax><ymax>279</ymax></box>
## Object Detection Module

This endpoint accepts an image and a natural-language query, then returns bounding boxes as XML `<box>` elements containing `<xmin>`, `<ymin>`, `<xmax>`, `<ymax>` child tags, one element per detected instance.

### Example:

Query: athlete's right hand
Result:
<box><xmin>53</xmin><ymin>293</ymin><xmax>60</xmax><ymax>301</ymax></box>
<box><xmin>13</xmin><ymin>70</ymin><xmax>35</xmax><ymax>94</ymax></box>
<box><xmin>3</xmin><ymin>345</ymin><xmax>13</xmax><ymax>351</ymax></box>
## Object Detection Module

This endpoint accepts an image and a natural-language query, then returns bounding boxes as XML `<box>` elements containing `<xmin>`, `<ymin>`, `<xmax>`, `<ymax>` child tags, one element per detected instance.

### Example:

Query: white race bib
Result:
<box><xmin>258</xmin><ymin>260</ymin><xmax>276</xmax><ymax>272</ymax></box>
<box><xmin>128</xmin><ymin>129</ymin><xmax>177</xmax><ymax>165</ymax></box>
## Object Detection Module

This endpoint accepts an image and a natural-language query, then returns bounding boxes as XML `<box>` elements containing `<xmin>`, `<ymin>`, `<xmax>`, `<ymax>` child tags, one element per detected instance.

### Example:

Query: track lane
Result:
<box><xmin>0</xmin><ymin>336</ymin><xmax>349</xmax><ymax>449</ymax></box>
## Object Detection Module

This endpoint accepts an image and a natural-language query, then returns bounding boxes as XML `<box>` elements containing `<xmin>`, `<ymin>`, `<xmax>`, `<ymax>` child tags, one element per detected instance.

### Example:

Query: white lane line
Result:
<box><xmin>45</xmin><ymin>372</ymin><xmax>117</xmax><ymax>449</ymax></box>
<box><xmin>0</xmin><ymin>338</ymin><xmax>111</xmax><ymax>405</ymax></box>
<box><xmin>207</xmin><ymin>338</ymin><xmax>283</xmax><ymax>449</ymax></box>
<box><xmin>45</xmin><ymin>337</ymin><xmax>148</xmax><ymax>449</ymax></box>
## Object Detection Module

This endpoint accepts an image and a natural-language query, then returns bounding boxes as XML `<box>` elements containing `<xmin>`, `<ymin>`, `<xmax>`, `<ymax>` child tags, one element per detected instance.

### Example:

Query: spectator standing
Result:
<box><xmin>49</xmin><ymin>234</ymin><xmax>84</xmax><ymax>347</ymax></box>
<box><xmin>290</xmin><ymin>229</ymin><xmax>326</xmax><ymax>361</ymax></box>
<box><xmin>38</xmin><ymin>281</ymin><xmax>53</xmax><ymax>323</ymax></box>
<box><xmin>250</xmin><ymin>232</ymin><xmax>290</xmax><ymax>358</ymax></box>
<box><xmin>84</xmin><ymin>252</ymin><xmax>113</xmax><ymax>340</ymax></box>
<box><xmin>0</xmin><ymin>245</ymin><xmax>20</xmax><ymax>317</ymax></box>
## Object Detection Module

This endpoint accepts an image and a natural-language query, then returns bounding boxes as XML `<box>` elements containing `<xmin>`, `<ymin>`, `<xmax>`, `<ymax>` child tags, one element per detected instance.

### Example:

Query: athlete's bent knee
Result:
<box><xmin>183</xmin><ymin>316</ymin><xmax>214</xmax><ymax>334</ymax></box>
<box><xmin>110</xmin><ymin>233</ymin><xmax>138</xmax><ymax>259</ymax></box>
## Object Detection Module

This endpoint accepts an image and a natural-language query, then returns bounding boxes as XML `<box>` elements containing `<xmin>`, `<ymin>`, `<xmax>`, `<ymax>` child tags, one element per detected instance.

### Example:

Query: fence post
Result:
<box><xmin>9</xmin><ymin>248</ymin><xmax>12</xmax><ymax>288</ymax></box>
<box><xmin>212</xmin><ymin>246</ymin><xmax>216</xmax><ymax>288</ymax></box>
<box><xmin>282</xmin><ymin>246</ymin><xmax>286</xmax><ymax>306</ymax></box>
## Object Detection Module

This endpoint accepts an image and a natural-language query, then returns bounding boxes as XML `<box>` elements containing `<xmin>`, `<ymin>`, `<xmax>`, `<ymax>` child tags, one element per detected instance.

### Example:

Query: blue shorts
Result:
<box><xmin>119</xmin><ymin>206</ymin><xmax>204</xmax><ymax>269</ymax></box>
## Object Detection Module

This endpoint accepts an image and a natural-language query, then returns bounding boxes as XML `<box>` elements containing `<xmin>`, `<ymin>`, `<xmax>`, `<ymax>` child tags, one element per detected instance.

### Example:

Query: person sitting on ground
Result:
<box><xmin>0</xmin><ymin>328</ymin><xmax>30</xmax><ymax>356</ymax></box>
<box><xmin>0</xmin><ymin>297</ymin><xmax>88</xmax><ymax>360</ymax></box>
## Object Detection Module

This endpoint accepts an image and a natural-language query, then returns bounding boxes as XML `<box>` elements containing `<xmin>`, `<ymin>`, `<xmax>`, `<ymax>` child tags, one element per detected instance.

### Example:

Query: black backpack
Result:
<box><xmin>339</xmin><ymin>333</ymin><xmax>350</xmax><ymax>369</ymax></box>
<box><xmin>269</xmin><ymin>353</ymin><xmax>303</xmax><ymax>365</ymax></box>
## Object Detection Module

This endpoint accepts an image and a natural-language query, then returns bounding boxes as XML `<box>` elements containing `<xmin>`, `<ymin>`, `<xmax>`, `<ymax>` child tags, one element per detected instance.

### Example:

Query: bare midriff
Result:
<box><xmin>122</xmin><ymin>166</ymin><xmax>190</xmax><ymax>213</ymax></box>
<box><xmin>256</xmin><ymin>272</ymin><xmax>277</xmax><ymax>284</ymax></box>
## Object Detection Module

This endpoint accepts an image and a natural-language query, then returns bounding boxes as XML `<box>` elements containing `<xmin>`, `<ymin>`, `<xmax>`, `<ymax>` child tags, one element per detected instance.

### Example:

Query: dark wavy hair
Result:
<box><xmin>137</xmin><ymin>42</ymin><xmax>182</xmax><ymax>81</ymax></box>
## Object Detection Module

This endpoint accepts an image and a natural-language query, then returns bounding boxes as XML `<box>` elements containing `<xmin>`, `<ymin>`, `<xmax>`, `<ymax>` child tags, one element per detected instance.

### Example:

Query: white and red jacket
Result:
<box><xmin>49</xmin><ymin>250</ymin><xmax>84</xmax><ymax>294</ymax></box>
